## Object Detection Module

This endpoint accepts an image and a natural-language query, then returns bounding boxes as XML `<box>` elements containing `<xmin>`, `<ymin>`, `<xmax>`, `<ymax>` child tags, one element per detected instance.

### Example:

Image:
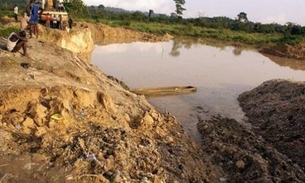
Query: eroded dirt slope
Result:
<box><xmin>260</xmin><ymin>44</ymin><xmax>305</xmax><ymax>61</ymax></box>
<box><xmin>0</xmin><ymin>38</ymin><xmax>220</xmax><ymax>182</ymax></box>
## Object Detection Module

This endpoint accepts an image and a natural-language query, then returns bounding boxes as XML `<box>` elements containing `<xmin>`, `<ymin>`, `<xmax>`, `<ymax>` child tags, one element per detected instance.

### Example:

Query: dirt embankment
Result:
<box><xmin>76</xmin><ymin>22</ymin><xmax>172</xmax><ymax>46</ymax></box>
<box><xmin>260</xmin><ymin>43</ymin><xmax>305</xmax><ymax>61</ymax></box>
<box><xmin>0</xmin><ymin>34</ymin><xmax>222</xmax><ymax>182</ymax></box>
<box><xmin>0</xmin><ymin>20</ymin><xmax>171</xmax><ymax>63</ymax></box>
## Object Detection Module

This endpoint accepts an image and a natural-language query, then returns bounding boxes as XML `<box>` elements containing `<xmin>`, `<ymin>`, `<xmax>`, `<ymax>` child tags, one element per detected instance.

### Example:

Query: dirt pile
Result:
<box><xmin>196</xmin><ymin>79</ymin><xmax>305</xmax><ymax>182</ymax></box>
<box><xmin>197</xmin><ymin>116</ymin><xmax>305</xmax><ymax>182</ymax></box>
<box><xmin>238</xmin><ymin>79</ymin><xmax>305</xmax><ymax>169</ymax></box>
<box><xmin>260</xmin><ymin>44</ymin><xmax>305</xmax><ymax>60</ymax></box>
<box><xmin>0</xmin><ymin>37</ymin><xmax>220</xmax><ymax>182</ymax></box>
<box><xmin>197</xmin><ymin>80</ymin><xmax>305</xmax><ymax>182</ymax></box>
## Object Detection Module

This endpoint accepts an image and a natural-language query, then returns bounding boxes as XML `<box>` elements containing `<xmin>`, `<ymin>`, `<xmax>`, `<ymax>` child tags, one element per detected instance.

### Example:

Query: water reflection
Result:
<box><xmin>262</xmin><ymin>53</ymin><xmax>305</xmax><ymax>71</ymax></box>
<box><xmin>92</xmin><ymin>39</ymin><xmax>305</xmax><ymax>143</ymax></box>
<box><xmin>170</xmin><ymin>40</ymin><xmax>181</xmax><ymax>57</ymax></box>
<box><xmin>170</xmin><ymin>38</ymin><xmax>198</xmax><ymax>57</ymax></box>
<box><xmin>233</xmin><ymin>47</ymin><xmax>243</xmax><ymax>56</ymax></box>
<box><xmin>169</xmin><ymin>37</ymin><xmax>246</xmax><ymax>58</ymax></box>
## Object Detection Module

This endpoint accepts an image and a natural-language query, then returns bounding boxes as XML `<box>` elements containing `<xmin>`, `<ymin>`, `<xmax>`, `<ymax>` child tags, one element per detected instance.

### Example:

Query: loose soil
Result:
<box><xmin>0</xmin><ymin>20</ymin><xmax>305</xmax><ymax>183</ymax></box>
<box><xmin>260</xmin><ymin>43</ymin><xmax>305</xmax><ymax>61</ymax></box>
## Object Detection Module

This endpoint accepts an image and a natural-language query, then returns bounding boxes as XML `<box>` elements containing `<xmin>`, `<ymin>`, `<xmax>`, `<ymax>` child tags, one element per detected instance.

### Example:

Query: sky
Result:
<box><xmin>83</xmin><ymin>0</ymin><xmax>305</xmax><ymax>26</ymax></box>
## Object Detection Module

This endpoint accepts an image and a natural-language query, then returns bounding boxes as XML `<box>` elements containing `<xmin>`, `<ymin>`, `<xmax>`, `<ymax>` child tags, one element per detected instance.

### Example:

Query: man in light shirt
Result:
<box><xmin>20</xmin><ymin>12</ymin><xmax>30</xmax><ymax>31</ymax></box>
<box><xmin>13</xmin><ymin>5</ymin><xmax>18</xmax><ymax>22</ymax></box>
<box><xmin>41</xmin><ymin>0</ymin><xmax>45</xmax><ymax>9</ymax></box>
<box><xmin>6</xmin><ymin>30</ymin><xmax>28</xmax><ymax>56</ymax></box>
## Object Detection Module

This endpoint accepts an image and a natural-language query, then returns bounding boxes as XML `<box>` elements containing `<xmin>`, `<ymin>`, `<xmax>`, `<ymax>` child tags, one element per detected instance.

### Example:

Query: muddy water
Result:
<box><xmin>91</xmin><ymin>39</ymin><xmax>305</xmax><ymax>143</ymax></box>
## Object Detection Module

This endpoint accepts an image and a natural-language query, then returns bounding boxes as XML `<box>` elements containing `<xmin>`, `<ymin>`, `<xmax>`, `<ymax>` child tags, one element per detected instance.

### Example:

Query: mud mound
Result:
<box><xmin>260</xmin><ymin>44</ymin><xmax>305</xmax><ymax>60</ymax></box>
<box><xmin>197</xmin><ymin>116</ymin><xmax>305</xmax><ymax>182</ymax></box>
<box><xmin>0</xmin><ymin>86</ymin><xmax>217</xmax><ymax>182</ymax></box>
<box><xmin>238</xmin><ymin>79</ymin><xmax>305</xmax><ymax>170</ymax></box>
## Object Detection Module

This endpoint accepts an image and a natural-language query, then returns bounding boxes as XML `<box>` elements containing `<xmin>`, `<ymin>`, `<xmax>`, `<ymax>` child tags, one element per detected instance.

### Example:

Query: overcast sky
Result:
<box><xmin>83</xmin><ymin>0</ymin><xmax>305</xmax><ymax>25</ymax></box>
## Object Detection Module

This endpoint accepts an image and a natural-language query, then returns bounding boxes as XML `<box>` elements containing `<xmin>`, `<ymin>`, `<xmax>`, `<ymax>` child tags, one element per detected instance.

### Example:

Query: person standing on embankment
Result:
<box><xmin>27</xmin><ymin>0</ymin><xmax>43</xmax><ymax>38</ymax></box>
<box><xmin>13</xmin><ymin>4</ymin><xmax>18</xmax><ymax>22</ymax></box>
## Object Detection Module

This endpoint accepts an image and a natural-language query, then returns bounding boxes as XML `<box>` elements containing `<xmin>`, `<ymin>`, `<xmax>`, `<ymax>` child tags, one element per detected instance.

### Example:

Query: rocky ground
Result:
<box><xmin>1</xmin><ymin>19</ymin><xmax>305</xmax><ymax>182</ymax></box>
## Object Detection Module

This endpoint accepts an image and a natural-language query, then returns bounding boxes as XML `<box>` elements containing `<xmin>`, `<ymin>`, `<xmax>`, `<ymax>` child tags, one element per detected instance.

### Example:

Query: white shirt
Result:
<box><xmin>41</xmin><ymin>0</ymin><xmax>45</xmax><ymax>9</ymax></box>
<box><xmin>14</xmin><ymin>6</ymin><xmax>18</xmax><ymax>14</ymax></box>
<box><xmin>7</xmin><ymin>33</ymin><xmax>18</xmax><ymax>52</ymax></box>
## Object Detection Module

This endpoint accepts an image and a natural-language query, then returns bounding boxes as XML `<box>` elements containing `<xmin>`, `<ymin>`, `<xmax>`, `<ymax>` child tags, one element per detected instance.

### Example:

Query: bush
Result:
<box><xmin>0</xmin><ymin>27</ymin><xmax>19</xmax><ymax>37</ymax></box>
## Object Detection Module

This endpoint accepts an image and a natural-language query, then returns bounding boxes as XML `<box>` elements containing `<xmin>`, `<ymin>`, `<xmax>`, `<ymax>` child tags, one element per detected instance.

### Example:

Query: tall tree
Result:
<box><xmin>174</xmin><ymin>0</ymin><xmax>186</xmax><ymax>18</ymax></box>
<box><xmin>237</xmin><ymin>12</ymin><xmax>248</xmax><ymax>23</ymax></box>
<box><xmin>148</xmin><ymin>9</ymin><xmax>154</xmax><ymax>19</ymax></box>
<box><xmin>98</xmin><ymin>4</ymin><xmax>105</xmax><ymax>9</ymax></box>
<box><xmin>63</xmin><ymin>0</ymin><xmax>89</xmax><ymax>17</ymax></box>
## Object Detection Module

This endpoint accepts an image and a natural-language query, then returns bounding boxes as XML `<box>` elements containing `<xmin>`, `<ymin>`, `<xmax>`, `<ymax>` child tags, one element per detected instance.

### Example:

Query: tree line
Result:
<box><xmin>87</xmin><ymin>5</ymin><xmax>305</xmax><ymax>37</ymax></box>
<box><xmin>64</xmin><ymin>0</ymin><xmax>305</xmax><ymax>37</ymax></box>
<box><xmin>1</xmin><ymin>0</ymin><xmax>305</xmax><ymax>38</ymax></box>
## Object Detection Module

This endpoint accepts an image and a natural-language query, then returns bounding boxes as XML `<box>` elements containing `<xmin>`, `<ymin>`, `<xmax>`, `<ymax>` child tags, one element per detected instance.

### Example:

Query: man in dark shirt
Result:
<box><xmin>28</xmin><ymin>0</ymin><xmax>43</xmax><ymax>38</ymax></box>
<box><xmin>68</xmin><ymin>18</ymin><xmax>73</xmax><ymax>29</ymax></box>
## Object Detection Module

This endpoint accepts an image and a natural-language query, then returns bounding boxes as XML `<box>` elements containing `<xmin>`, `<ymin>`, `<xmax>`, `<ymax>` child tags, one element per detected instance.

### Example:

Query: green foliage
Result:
<box><xmin>279</xmin><ymin>35</ymin><xmax>302</xmax><ymax>45</ymax></box>
<box><xmin>66</xmin><ymin>4</ymin><xmax>305</xmax><ymax>47</ymax></box>
<box><xmin>109</xmin><ymin>19</ymin><xmax>303</xmax><ymax>46</ymax></box>
<box><xmin>131</xmin><ymin>11</ymin><xmax>146</xmax><ymax>21</ymax></box>
<box><xmin>0</xmin><ymin>0</ymin><xmax>27</xmax><ymax>10</ymax></box>
<box><xmin>63</xmin><ymin>0</ymin><xmax>90</xmax><ymax>18</ymax></box>
<box><xmin>0</xmin><ymin>10</ymin><xmax>12</xmax><ymax>18</ymax></box>
<box><xmin>173</xmin><ymin>0</ymin><xmax>186</xmax><ymax>18</ymax></box>
<box><xmin>111</xmin><ymin>20</ymin><xmax>131</xmax><ymax>27</ymax></box>
<box><xmin>237</xmin><ymin>12</ymin><xmax>248</xmax><ymax>23</ymax></box>
<box><xmin>0</xmin><ymin>27</ymin><xmax>19</xmax><ymax>37</ymax></box>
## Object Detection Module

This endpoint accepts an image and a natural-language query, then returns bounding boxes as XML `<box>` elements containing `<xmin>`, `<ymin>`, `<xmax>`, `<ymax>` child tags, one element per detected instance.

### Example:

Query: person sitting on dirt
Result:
<box><xmin>20</xmin><ymin>12</ymin><xmax>30</xmax><ymax>31</ymax></box>
<box><xmin>6</xmin><ymin>30</ymin><xmax>28</xmax><ymax>56</ymax></box>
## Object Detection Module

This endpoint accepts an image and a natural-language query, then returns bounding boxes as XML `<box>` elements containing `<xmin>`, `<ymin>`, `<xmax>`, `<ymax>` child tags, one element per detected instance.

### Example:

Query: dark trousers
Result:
<box><xmin>14</xmin><ymin>13</ymin><xmax>18</xmax><ymax>22</ymax></box>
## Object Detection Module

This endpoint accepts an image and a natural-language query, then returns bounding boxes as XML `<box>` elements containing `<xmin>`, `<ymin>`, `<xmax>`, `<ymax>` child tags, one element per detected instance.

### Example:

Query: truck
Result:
<box><xmin>30</xmin><ymin>0</ymin><xmax>69</xmax><ymax>22</ymax></box>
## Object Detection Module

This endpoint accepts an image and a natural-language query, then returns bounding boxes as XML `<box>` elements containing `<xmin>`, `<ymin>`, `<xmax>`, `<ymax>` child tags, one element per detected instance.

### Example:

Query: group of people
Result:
<box><xmin>45</xmin><ymin>13</ymin><xmax>73</xmax><ymax>30</ymax></box>
<box><xmin>7</xmin><ymin>0</ymin><xmax>73</xmax><ymax>56</ymax></box>
<box><xmin>7</xmin><ymin>0</ymin><xmax>42</xmax><ymax>56</ymax></box>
